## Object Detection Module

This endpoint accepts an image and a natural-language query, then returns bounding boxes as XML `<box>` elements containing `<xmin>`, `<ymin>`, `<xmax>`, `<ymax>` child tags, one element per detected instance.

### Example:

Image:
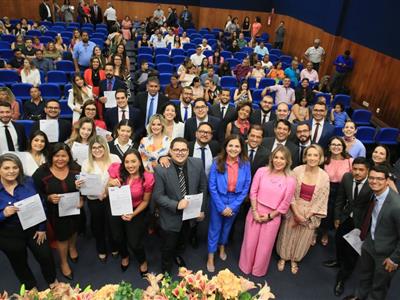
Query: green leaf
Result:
<box><xmin>19</xmin><ymin>284</ymin><xmax>25</xmax><ymax>296</ymax></box>
<box><xmin>83</xmin><ymin>285</ymin><xmax>92</xmax><ymax>292</ymax></box>
<box><xmin>239</xmin><ymin>292</ymin><xmax>252</xmax><ymax>300</ymax></box>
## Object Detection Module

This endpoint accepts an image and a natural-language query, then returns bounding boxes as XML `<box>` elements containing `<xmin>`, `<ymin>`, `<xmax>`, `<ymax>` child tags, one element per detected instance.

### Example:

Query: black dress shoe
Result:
<box><xmin>174</xmin><ymin>256</ymin><xmax>186</xmax><ymax>268</ymax></box>
<box><xmin>62</xmin><ymin>271</ymin><xmax>74</xmax><ymax>281</ymax></box>
<box><xmin>334</xmin><ymin>280</ymin><xmax>345</xmax><ymax>296</ymax></box>
<box><xmin>323</xmin><ymin>259</ymin><xmax>340</xmax><ymax>268</ymax></box>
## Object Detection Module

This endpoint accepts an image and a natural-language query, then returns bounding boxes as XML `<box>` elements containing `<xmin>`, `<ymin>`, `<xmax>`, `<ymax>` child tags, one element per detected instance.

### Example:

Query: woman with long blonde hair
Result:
<box><xmin>68</xmin><ymin>74</ymin><xmax>94</xmax><ymax>123</ymax></box>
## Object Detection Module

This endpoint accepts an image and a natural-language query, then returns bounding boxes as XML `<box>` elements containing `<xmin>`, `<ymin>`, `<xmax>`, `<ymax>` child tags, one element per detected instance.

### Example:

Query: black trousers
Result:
<box><xmin>161</xmin><ymin>221</ymin><xmax>190</xmax><ymax>273</ymax></box>
<box><xmin>321</xmin><ymin>182</ymin><xmax>339</xmax><ymax>231</ymax></box>
<box><xmin>109</xmin><ymin>209</ymin><xmax>147</xmax><ymax>264</ymax></box>
<box><xmin>312</xmin><ymin>62</ymin><xmax>321</xmax><ymax>72</ymax></box>
<box><xmin>356</xmin><ymin>247</ymin><xmax>397</xmax><ymax>300</ymax></box>
<box><xmin>87</xmin><ymin>198</ymin><xmax>117</xmax><ymax>254</ymax></box>
<box><xmin>273</xmin><ymin>41</ymin><xmax>283</xmax><ymax>50</ymax></box>
<box><xmin>336</xmin><ymin>217</ymin><xmax>359</xmax><ymax>281</ymax></box>
<box><xmin>0</xmin><ymin>226</ymin><xmax>56</xmax><ymax>289</ymax></box>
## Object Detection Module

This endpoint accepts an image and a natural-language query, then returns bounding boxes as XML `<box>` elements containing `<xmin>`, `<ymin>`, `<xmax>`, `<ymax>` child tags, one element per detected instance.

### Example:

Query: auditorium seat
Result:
<box><xmin>332</xmin><ymin>94</ymin><xmax>351</xmax><ymax>108</ymax></box>
<box><xmin>39</xmin><ymin>83</ymin><xmax>61</xmax><ymax>100</ymax></box>
<box><xmin>155</xmin><ymin>48</ymin><xmax>170</xmax><ymax>56</ymax></box>
<box><xmin>270</xmin><ymin>49</ymin><xmax>282</xmax><ymax>57</ymax></box>
<box><xmin>356</xmin><ymin>126</ymin><xmax>376</xmax><ymax>144</ymax></box>
<box><xmin>171</xmin><ymin>48</ymin><xmax>185</xmax><ymax>57</ymax></box>
<box><xmin>59</xmin><ymin>99</ymin><xmax>73</xmax><ymax>119</ymax></box>
<box><xmin>47</xmin><ymin>71</ymin><xmax>68</xmax><ymax>86</ymax></box>
<box><xmin>225</xmin><ymin>58</ymin><xmax>240</xmax><ymax>68</ymax></box>
<box><xmin>56</xmin><ymin>60</ymin><xmax>75</xmax><ymax>73</ymax></box>
<box><xmin>0</xmin><ymin>69</ymin><xmax>19</xmax><ymax>85</ymax></box>
<box><xmin>138</xmin><ymin>47</ymin><xmax>153</xmax><ymax>55</ymax></box>
<box><xmin>259</xmin><ymin>78</ymin><xmax>276</xmax><ymax>89</ymax></box>
<box><xmin>220</xmin><ymin>50</ymin><xmax>232</xmax><ymax>59</ymax></box>
<box><xmin>11</xmin><ymin>83</ymin><xmax>33</xmax><ymax>101</ymax></box>
<box><xmin>0</xmin><ymin>49</ymin><xmax>13</xmax><ymax>60</ymax></box>
<box><xmin>15</xmin><ymin>120</ymin><xmax>34</xmax><ymax>137</ymax></box>
<box><xmin>157</xmin><ymin>63</ymin><xmax>174</xmax><ymax>73</ymax></box>
<box><xmin>352</xmin><ymin>109</ymin><xmax>372</xmax><ymax>126</ymax></box>
<box><xmin>159</xmin><ymin>73</ymin><xmax>173</xmax><ymax>85</ymax></box>
<box><xmin>155</xmin><ymin>55</ymin><xmax>170</xmax><ymax>64</ymax></box>
<box><xmin>220</xmin><ymin>76</ymin><xmax>238</xmax><ymax>89</ymax></box>
<box><xmin>374</xmin><ymin>128</ymin><xmax>399</xmax><ymax>145</ymax></box>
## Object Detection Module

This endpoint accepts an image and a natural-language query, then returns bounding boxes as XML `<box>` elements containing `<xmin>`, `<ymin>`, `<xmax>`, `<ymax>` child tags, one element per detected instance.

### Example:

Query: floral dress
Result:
<box><xmin>138</xmin><ymin>135</ymin><xmax>171</xmax><ymax>173</ymax></box>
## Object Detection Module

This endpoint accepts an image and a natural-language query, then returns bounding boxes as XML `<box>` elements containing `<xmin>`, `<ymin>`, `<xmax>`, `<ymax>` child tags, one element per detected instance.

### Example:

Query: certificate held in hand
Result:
<box><xmin>182</xmin><ymin>193</ymin><xmax>203</xmax><ymax>221</ymax></box>
<box><xmin>58</xmin><ymin>192</ymin><xmax>81</xmax><ymax>217</ymax></box>
<box><xmin>14</xmin><ymin>194</ymin><xmax>47</xmax><ymax>230</ymax></box>
<box><xmin>108</xmin><ymin>185</ymin><xmax>133</xmax><ymax>216</ymax></box>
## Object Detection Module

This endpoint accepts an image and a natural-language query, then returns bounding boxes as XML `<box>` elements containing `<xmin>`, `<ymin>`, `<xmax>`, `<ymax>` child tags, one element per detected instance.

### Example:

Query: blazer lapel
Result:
<box><xmin>376</xmin><ymin>192</ymin><xmax>392</xmax><ymax>227</ymax></box>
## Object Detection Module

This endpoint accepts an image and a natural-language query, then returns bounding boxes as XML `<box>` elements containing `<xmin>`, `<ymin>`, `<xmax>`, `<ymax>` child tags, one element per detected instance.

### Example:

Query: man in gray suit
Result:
<box><xmin>152</xmin><ymin>137</ymin><xmax>208</xmax><ymax>274</ymax></box>
<box><xmin>344</xmin><ymin>164</ymin><xmax>400</xmax><ymax>300</ymax></box>
<box><xmin>323</xmin><ymin>157</ymin><xmax>373</xmax><ymax>296</ymax></box>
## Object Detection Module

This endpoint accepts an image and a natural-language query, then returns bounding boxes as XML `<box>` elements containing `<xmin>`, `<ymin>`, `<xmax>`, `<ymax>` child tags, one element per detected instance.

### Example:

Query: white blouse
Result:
<box><xmin>21</xmin><ymin>69</ymin><xmax>41</xmax><ymax>86</ymax></box>
<box><xmin>67</xmin><ymin>86</ymin><xmax>94</xmax><ymax>123</ymax></box>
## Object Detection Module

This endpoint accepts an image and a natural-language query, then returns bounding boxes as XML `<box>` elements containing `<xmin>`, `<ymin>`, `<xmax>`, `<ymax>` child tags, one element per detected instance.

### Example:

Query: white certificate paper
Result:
<box><xmin>40</xmin><ymin>119</ymin><xmax>59</xmax><ymax>143</ymax></box>
<box><xmin>108</xmin><ymin>185</ymin><xmax>133</xmax><ymax>216</ymax></box>
<box><xmin>79</xmin><ymin>173</ymin><xmax>104</xmax><ymax>196</ymax></box>
<box><xmin>71</xmin><ymin>142</ymin><xmax>89</xmax><ymax>165</ymax></box>
<box><xmin>104</xmin><ymin>91</ymin><xmax>117</xmax><ymax>108</ymax></box>
<box><xmin>343</xmin><ymin>228</ymin><xmax>364</xmax><ymax>256</ymax></box>
<box><xmin>58</xmin><ymin>192</ymin><xmax>81</xmax><ymax>217</ymax></box>
<box><xmin>96</xmin><ymin>127</ymin><xmax>112</xmax><ymax>138</ymax></box>
<box><xmin>14</xmin><ymin>194</ymin><xmax>46</xmax><ymax>230</ymax></box>
<box><xmin>182</xmin><ymin>193</ymin><xmax>203</xmax><ymax>221</ymax></box>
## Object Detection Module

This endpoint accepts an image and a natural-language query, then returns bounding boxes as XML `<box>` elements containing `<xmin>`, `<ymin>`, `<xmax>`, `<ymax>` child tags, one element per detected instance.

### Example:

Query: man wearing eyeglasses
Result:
<box><xmin>152</xmin><ymin>137</ymin><xmax>207</xmax><ymax>274</ymax></box>
<box><xmin>344</xmin><ymin>164</ymin><xmax>400</xmax><ymax>300</ymax></box>
<box><xmin>308</xmin><ymin>100</ymin><xmax>334</xmax><ymax>148</ymax></box>
<box><xmin>184</xmin><ymin>98</ymin><xmax>221</xmax><ymax>142</ymax></box>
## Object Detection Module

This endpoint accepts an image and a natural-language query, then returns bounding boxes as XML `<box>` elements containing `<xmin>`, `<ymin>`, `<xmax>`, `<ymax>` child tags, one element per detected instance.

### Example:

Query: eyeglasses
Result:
<box><xmin>197</xmin><ymin>130</ymin><xmax>212</xmax><ymax>135</ymax></box>
<box><xmin>85</xmin><ymin>108</ymin><xmax>96</xmax><ymax>111</ymax></box>
<box><xmin>194</xmin><ymin>105</ymin><xmax>207</xmax><ymax>110</ymax></box>
<box><xmin>313</xmin><ymin>109</ymin><xmax>326</xmax><ymax>113</ymax></box>
<box><xmin>330</xmin><ymin>143</ymin><xmax>343</xmax><ymax>147</ymax></box>
<box><xmin>171</xmin><ymin>148</ymin><xmax>188</xmax><ymax>154</ymax></box>
<box><xmin>92</xmin><ymin>146</ymin><xmax>104</xmax><ymax>151</ymax></box>
<box><xmin>46</xmin><ymin>107</ymin><xmax>59</xmax><ymax>110</ymax></box>
<box><xmin>368</xmin><ymin>176</ymin><xmax>386</xmax><ymax>182</ymax></box>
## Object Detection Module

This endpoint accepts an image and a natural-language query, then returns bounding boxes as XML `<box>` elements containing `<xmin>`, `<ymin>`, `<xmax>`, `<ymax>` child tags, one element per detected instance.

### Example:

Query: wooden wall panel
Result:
<box><xmin>2</xmin><ymin>1</ymin><xmax>400</xmax><ymax>127</ymax></box>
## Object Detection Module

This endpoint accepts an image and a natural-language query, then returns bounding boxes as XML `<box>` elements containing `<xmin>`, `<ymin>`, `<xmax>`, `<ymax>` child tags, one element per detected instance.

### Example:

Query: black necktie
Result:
<box><xmin>312</xmin><ymin>122</ymin><xmax>320</xmax><ymax>143</ymax></box>
<box><xmin>299</xmin><ymin>145</ymin><xmax>305</xmax><ymax>162</ymax></box>
<box><xmin>249</xmin><ymin>149</ymin><xmax>255</xmax><ymax>162</ymax></box>
<box><xmin>221</xmin><ymin>106</ymin><xmax>225</xmax><ymax>118</ymax></box>
<box><xmin>200</xmin><ymin>147</ymin><xmax>206</xmax><ymax>170</ymax></box>
<box><xmin>354</xmin><ymin>181</ymin><xmax>361</xmax><ymax>200</ymax></box>
<box><xmin>121</xmin><ymin>109</ymin><xmax>127</xmax><ymax>121</ymax></box>
<box><xmin>4</xmin><ymin>125</ymin><xmax>15</xmax><ymax>151</ymax></box>
<box><xmin>262</xmin><ymin>113</ymin><xmax>267</xmax><ymax>124</ymax></box>
<box><xmin>178</xmin><ymin>167</ymin><xmax>187</xmax><ymax>197</ymax></box>
<box><xmin>360</xmin><ymin>196</ymin><xmax>377</xmax><ymax>241</ymax></box>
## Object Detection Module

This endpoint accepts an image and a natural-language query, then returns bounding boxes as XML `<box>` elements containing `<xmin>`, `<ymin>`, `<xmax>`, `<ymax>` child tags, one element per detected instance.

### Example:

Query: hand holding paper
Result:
<box><xmin>182</xmin><ymin>193</ymin><xmax>203</xmax><ymax>221</ymax></box>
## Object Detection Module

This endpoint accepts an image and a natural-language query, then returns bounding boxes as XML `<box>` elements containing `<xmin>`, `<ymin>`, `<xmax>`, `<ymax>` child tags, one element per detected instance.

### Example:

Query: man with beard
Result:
<box><xmin>176</xmin><ymin>87</ymin><xmax>194</xmax><ymax>123</ymax></box>
<box><xmin>209</xmin><ymin>88</ymin><xmax>236</xmax><ymax>140</ymax></box>
<box><xmin>262</xmin><ymin>102</ymin><xmax>297</xmax><ymax>142</ymax></box>
<box><xmin>296</xmin><ymin>121</ymin><xmax>312</xmax><ymax>166</ymax></box>
<box><xmin>73</xmin><ymin>31</ymin><xmax>96</xmax><ymax>72</ymax></box>
<box><xmin>99</xmin><ymin>63</ymin><xmax>127</xmax><ymax>111</ymax></box>
<box><xmin>250</xmin><ymin>95</ymin><xmax>276</xmax><ymax>125</ymax></box>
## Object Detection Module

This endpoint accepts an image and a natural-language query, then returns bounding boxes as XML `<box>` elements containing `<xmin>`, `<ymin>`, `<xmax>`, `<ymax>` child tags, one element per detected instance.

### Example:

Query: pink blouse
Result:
<box><xmin>108</xmin><ymin>163</ymin><xmax>155</xmax><ymax>208</ymax></box>
<box><xmin>300</xmin><ymin>183</ymin><xmax>315</xmax><ymax>202</ymax></box>
<box><xmin>324</xmin><ymin>158</ymin><xmax>353</xmax><ymax>183</ymax></box>
<box><xmin>226</xmin><ymin>159</ymin><xmax>239</xmax><ymax>192</ymax></box>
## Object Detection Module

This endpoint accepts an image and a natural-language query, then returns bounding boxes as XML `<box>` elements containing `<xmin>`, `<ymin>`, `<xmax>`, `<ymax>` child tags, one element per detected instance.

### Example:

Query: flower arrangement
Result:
<box><xmin>0</xmin><ymin>268</ymin><xmax>274</xmax><ymax>300</ymax></box>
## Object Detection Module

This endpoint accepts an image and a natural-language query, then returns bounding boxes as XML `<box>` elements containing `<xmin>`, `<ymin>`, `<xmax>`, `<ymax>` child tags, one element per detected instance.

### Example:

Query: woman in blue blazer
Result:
<box><xmin>207</xmin><ymin>134</ymin><xmax>251</xmax><ymax>272</ymax></box>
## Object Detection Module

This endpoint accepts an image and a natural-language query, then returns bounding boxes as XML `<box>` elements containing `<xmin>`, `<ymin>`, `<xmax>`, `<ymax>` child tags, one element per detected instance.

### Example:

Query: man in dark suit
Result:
<box><xmin>250</xmin><ymin>95</ymin><xmax>276</xmax><ymax>125</ymax></box>
<box><xmin>184</xmin><ymin>99</ymin><xmax>220</xmax><ymax>143</ymax></box>
<box><xmin>309</xmin><ymin>100</ymin><xmax>335</xmax><ymax>148</ymax></box>
<box><xmin>262</xmin><ymin>119</ymin><xmax>299</xmax><ymax>167</ymax></box>
<box><xmin>246</xmin><ymin>125</ymin><xmax>269</xmax><ymax>177</ymax></box>
<box><xmin>323</xmin><ymin>158</ymin><xmax>373</xmax><ymax>296</ymax></box>
<box><xmin>344</xmin><ymin>164</ymin><xmax>400</xmax><ymax>300</ymax></box>
<box><xmin>295</xmin><ymin>121</ymin><xmax>312</xmax><ymax>167</ymax></box>
<box><xmin>133</xmin><ymin>77</ymin><xmax>170</xmax><ymax>129</ymax></box>
<box><xmin>175</xmin><ymin>87</ymin><xmax>194</xmax><ymax>123</ymax></box>
<box><xmin>39</xmin><ymin>0</ymin><xmax>52</xmax><ymax>22</ymax></box>
<box><xmin>153</xmin><ymin>137</ymin><xmax>207</xmax><ymax>274</ymax></box>
<box><xmin>99</xmin><ymin>63</ymin><xmax>127</xmax><ymax>107</ymax></box>
<box><xmin>263</xmin><ymin>102</ymin><xmax>297</xmax><ymax>142</ymax></box>
<box><xmin>209</xmin><ymin>88</ymin><xmax>236</xmax><ymax>141</ymax></box>
<box><xmin>0</xmin><ymin>101</ymin><xmax>26</xmax><ymax>152</ymax></box>
<box><xmin>31</xmin><ymin>99</ymin><xmax>72</xmax><ymax>144</ymax></box>
<box><xmin>104</xmin><ymin>89</ymin><xmax>143</xmax><ymax>141</ymax></box>
<box><xmin>179</xmin><ymin>5</ymin><xmax>194</xmax><ymax>29</ymax></box>
<box><xmin>90</xmin><ymin>0</ymin><xmax>103</xmax><ymax>26</ymax></box>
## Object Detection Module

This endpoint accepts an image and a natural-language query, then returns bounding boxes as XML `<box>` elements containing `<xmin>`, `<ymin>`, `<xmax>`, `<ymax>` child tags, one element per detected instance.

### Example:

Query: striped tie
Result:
<box><xmin>178</xmin><ymin>167</ymin><xmax>187</xmax><ymax>197</ymax></box>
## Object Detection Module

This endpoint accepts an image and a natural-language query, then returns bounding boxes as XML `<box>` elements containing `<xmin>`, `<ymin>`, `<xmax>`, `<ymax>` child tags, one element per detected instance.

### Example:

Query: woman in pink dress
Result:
<box><xmin>121</xmin><ymin>16</ymin><xmax>133</xmax><ymax>41</ymax></box>
<box><xmin>239</xmin><ymin>145</ymin><xmax>296</xmax><ymax>277</ymax></box>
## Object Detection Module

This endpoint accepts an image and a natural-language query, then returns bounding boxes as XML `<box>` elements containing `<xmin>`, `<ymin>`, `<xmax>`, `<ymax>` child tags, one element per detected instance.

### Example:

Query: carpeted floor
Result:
<box><xmin>0</xmin><ymin>213</ymin><xmax>399</xmax><ymax>299</ymax></box>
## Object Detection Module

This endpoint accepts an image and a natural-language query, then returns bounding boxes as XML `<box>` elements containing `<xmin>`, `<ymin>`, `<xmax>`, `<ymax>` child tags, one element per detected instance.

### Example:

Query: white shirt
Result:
<box><xmin>272</xmin><ymin>139</ymin><xmax>287</xmax><ymax>151</ymax></box>
<box><xmin>171</xmin><ymin>122</ymin><xmax>185</xmax><ymax>139</ymax></box>
<box><xmin>220</xmin><ymin>104</ymin><xmax>229</xmax><ymax>119</ymax></box>
<box><xmin>114</xmin><ymin>138</ymin><xmax>133</xmax><ymax>154</ymax></box>
<box><xmin>196</xmin><ymin>116</ymin><xmax>208</xmax><ymax>127</ymax></box>
<box><xmin>118</xmin><ymin>106</ymin><xmax>129</xmax><ymax>123</ymax></box>
<box><xmin>180</xmin><ymin>103</ymin><xmax>192</xmax><ymax>121</ymax></box>
<box><xmin>269</xmin><ymin>85</ymin><xmax>295</xmax><ymax>105</ymax></box>
<box><xmin>305</xmin><ymin>46</ymin><xmax>325</xmax><ymax>63</ymax></box>
<box><xmin>104</xmin><ymin>7</ymin><xmax>117</xmax><ymax>21</ymax></box>
<box><xmin>163</xmin><ymin>34</ymin><xmax>175</xmax><ymax>46</ymax></box>
<box><xmin>371</xmin><ymin>187</ymin><xmax>390</xmax><ymax>240</ymax></box>
<box><xmin>24</xmin><ymin>152</ymin><xmax>46</xmax><ymax>176</ymax></box>
<box><xmin>311</xmin><ymin>118</ymin><xmax>325</xmax><ymax>143</ymax></box>
<box><xmin>261</xmin><ymin>111</ymin><xmax>272</xmax><ymax>123</ymax></box>
<box><xmin>0</xmin><ymin>122</ymin><xmax>18</xmax><ymax>153</ymax></box>
<box><xmin>248</xmin><ymin>146</ymin><xmax>258</xmax><ymax>162</ymax></box>
<box><xmin>44</xmin><ymin>2</ymin><xmax>52</xmax><ymax>17</ymax></box>
<box><xmin>193</xmin><ymin>141</ymin><xmax>213</xmax><ymax>176</ymax></box>
<box><xmin>190</xmin><ymin>53</ymin><xmax>206</xmax><ymax>67</ymax></box>
<box><xmin>153</xmin><ymin>39</ymin><xmax>167</xmax><ymax>48</ymax></box>
<box><xmin>21</xmin><ymin>69</ymin><xmax>41</xmax><ymax>86</ymax></box>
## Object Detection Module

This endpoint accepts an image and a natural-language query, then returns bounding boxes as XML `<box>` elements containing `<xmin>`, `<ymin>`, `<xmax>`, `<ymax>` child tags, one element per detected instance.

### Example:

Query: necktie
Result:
<box><xmin>200</xmin><ymin>147</ymin><xmax>206</xmax><ymax>170</ymax></box>
<box><xmin>4</xmin><ymin>125</ymin><xmax>15</xmax><ymax>151</ymax></box>
<box><xmin>249</xmin><ymin>149</ymin><xmax>255</xmax><ymax>162</ymax></box>
<box><xmin>353</xmin><ymin>181</ymin><xmax>361</xmax><ymax>200</ymax></box>
<box><xmin>299</xmin><ymin>145</ymin><xmax>305</xmax><ymax>162</ymax></box>
<box><xmin>107</xmin><ymin>80</ymin><xmax>112</xmax><ymax>91</ymax></box>
<box><xmin>178</xmin><ymin>167</ymin><xmax>187</xmax><ymax>197</ymax></box>
<box><xmin>359</xmin><ymin>196</ymin><xmax>376</xmax><ymax>241</ymax></box>
<box><xmin>121</xmin><ymin>109</ymin><xmax>127</xmax><ymax>121</ymax></box>
<box><xmin>312</xmin><ymin>122</ymin><xmax>320</xmax><ymax>143</ymax></box>
<box><xmin>221</xmin><ymin>106</ymin><xmax>226</xmax><ymax>119</ymax></box>
<box><xmin>184</xmin><ymin>106</ymin><xmax>188</xmax><ymax>122</ymax></box>
<box><xmin>262</xmin><ymin>113</ymin><xmax>267</xmax><ymax>124</ymax></box>
<box><xmin>146</xmin><ymin>97</ymin><xmax>154</xmax><ymax>125</ymax></box>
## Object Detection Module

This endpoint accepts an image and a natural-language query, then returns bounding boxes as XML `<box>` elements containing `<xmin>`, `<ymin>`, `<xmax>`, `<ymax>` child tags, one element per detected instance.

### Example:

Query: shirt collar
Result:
<box><xmin>375</xmin><ymin>187</ymin><xmax>390</xmax><ymax>203</ymax></box>
<box><xmin>195</xmin><ymin>141</ymin><xmax>210</xmax><ymax>150</ymax></box>
<box><xmin>226</xmin><ymin>157</ymin><xmax>239</xmax><ymax>166</ymax></box>
<box><xmin>354</xmin><ymin>177</ymin><xmax>368</xmax><ymax>185</ymax></box>
<box><xmin>115</xmin><ymin>138</ymin><xmax>132</xmax><ymax>147</ymax></box>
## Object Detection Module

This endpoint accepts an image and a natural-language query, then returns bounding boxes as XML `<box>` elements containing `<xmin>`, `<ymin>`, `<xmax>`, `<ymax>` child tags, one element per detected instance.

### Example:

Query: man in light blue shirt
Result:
<box><xmin>254</xmin><ymin>42</ymin><xmax>269</xmax><ymax>57</ymax></box>
<box><xmin>73</xmin><ymin>31</ymin><xmax>96</xmax><ymax>72</ymax></box>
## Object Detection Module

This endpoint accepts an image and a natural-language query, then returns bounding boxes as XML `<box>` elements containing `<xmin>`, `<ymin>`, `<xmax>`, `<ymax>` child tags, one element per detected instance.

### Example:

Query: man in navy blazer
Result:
<box><xmin>184</xmin><ymin>99</ymin><xmax>221</xmax><ymax>142</ymax></box>
<box><xmin>209</xmin><ymin>89</ymin><xmax>236</xmax><ymax>140</ymax></box>
<box><xmin>175</xmin><ymin>87</ymin><xmax>194</xmax><ymax>123</ymax></box>
<box><xmin>250</xmin><ymin>95</ymin><xmax>276</xmax><ymax>125</ymax></box>
<box><xmin>0</xmin><ymin>101</ymin><xmax>26</xmax><ymax>152</ymax></box>
<box><xmin>99</xmin><ymin>63</ymin><xmax>127</xmax><ymax>106</ymax></box>
<box><xmin>309</xmin><ymin>100</ymin><xmax>335</xmax><ymax>148</ymax></box>
<box><xmin>104</xmin><ymin>89</ymin><xmax>143</xmax><ymax>142</ymax></box>
<box><xmin>133</xmin><ymin>77</ymin><xmax>170</xmax><ymax>129</ymax></box>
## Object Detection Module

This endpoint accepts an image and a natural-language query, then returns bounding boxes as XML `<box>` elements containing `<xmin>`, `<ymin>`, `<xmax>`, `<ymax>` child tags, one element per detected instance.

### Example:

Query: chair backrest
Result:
<box><xmin>155</xmin><ymin>48</ymin><xmax>170</xmax><ymax>56</ymax></box>
<box><xmin>39</xmin><ymin>83</ymin><xmax>61</xmax><ymax>100</ymax></box>
<box><xmin>247</xmin><ymin>77</ymin><xmax>257</xmax><ymax>89</ymax></box>
<box><xmin>259</xmin><ymin>78</ymin><xmax>276</xmax><ymax>89</ymax></box>
<box><xmin>220</xmin><ymin>76</ymin><xmax>238</xmax><ymax>88</ymax></box>
<box><xmin>172</xmin><ymin>55</ymin><xmax>186</xmax><ymax>65</ymax></box>
<box><xmin>157</xmin><ymin>63</ymin><xmax>174</xmax><ymax>73</ymax></box>
<box><xmin>15</xmin><ymin>120</ymin><xmax>34</xmax><ymax>137</ymax></box>
<box><xmin>1</xmin><ymin>35</ymin><xmax>16</xmax><ymax>43</ymax></box>
<box><xmin>56</xmin><ymin>60</ymin><xmax>75</xmax><ymax>72</ymax></box>
<box><xmin>220</xmin><ymin>50</ymin><xmax>232</xmax><ymax>59</ymax></box>
<box><xmin>47</xmin><ymin>71</ymin><xmax>68</xmax><ymax>84</ymax></box>
<box><xmin>138</xmin><ymin>47</ymin><xmax>153</xmax><ymax>55</ymax></box>
<box><xmin>183</xmin><ymin>43</ymin><xmax>196</xmax><ymax>50</ymax></box>
<box><xmin>0</xmin><ymin>69</ymin><xmax>19</xmax><ymax>84</ymax></box>
<box><xmin>351</xmin><ymin>109</ymin><xmax>372</xmax><ymax>125</ymax></box>
<box><xmin>155</xmin><ymin>55</ymin><xmax>170</xmax><ymax>64</ymax></box>
<box><xmin>226</xmin><ymin>58</ymin><xmax>240</xmax><ymax>68</ymax></box>
<box><xmin>171</xmin><ymin>48</ymin><xmax>185</xmax><ymax>57</ymax></box>
<box><xmin>270</xmin><ymin>49</ymin><xmax>282</xmax><ymax>56</ymax></box>
<box><xmin>332</xmin><ymin>94</ymin><xmax>351</xmax><ymax>108</ymax></box>
<box><xmin>356</xmin><ymin>126</ymin><xmax>376</xmax><ymax>144</ymax></box>
<box><xmin>159</xmin><ymin>73</ymin><xmax>173</xmax><ymax>85</ymax></box>
<box><xmin>374</xmin><ymin>128</ymin><xmax>399</xmax><ymax>145</ymax></box>
<box><xmin>0</xmin><ymin>49</ymin><xmax>14</xmax><ymax>60</ymax></box>
<box><xmin>234</xmin><ymin>52</ymin><xmax>248</xmax><ymax>60</ymax></box>
<box><xmin>137</xmin><ymin>54</ymin><xmax>153</xmax><ymax>63</ymax></box>
<box><xmin>11</xmin><ymin>83</ymin><xmax>33</xmax><ymax>101</ymax></box>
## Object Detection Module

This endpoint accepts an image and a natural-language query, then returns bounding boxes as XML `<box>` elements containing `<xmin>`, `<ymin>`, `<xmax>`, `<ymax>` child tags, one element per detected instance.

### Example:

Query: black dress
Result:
<box><xmin>33</xmin><ymin>163</ymin><xmax>81</xmax><ymax>241</ymax></box>
<box><xmin>230</xmin><ymin>121</ymin><xmax>249</xmax><ymax>140</ymax></box>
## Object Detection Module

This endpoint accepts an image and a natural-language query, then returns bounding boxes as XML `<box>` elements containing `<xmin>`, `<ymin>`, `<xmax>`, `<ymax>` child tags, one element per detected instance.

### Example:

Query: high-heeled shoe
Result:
<box><xmin>98</xmin><ymin>254</ymin><xmax>107</xmax><ymax>263</ymax></box>
<box><xmin>61</xmin><ymin>270</ymin><xmax>74</xmax><ymax>281</ymax></box>
<box><xmin>206</xmin><ymin>262</ymin><xmax>215</xmax><ymax>273</ymax></box>
<box><xmin>69</xmin><ymin>254</ymin><xmax>79</xmax><ymax>263</ymax></box>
